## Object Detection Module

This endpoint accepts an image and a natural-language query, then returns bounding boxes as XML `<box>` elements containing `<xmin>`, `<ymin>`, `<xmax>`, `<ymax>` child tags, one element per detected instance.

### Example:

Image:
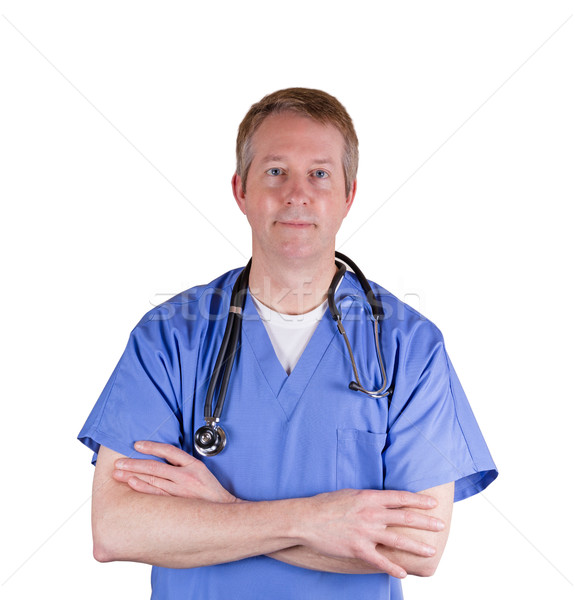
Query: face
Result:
<box><xmin>232</xmin><ymin>112</ymin><xmax>356</xmax><ymax>263</ymax></box>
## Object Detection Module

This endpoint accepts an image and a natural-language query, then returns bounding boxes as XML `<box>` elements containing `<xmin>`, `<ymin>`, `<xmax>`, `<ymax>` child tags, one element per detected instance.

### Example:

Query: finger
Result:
<box><xmin>113</xmin><ymin>467</ymin><xmax>175</xmax><ymax>494</ymax></box>
<box><xmin>378</xmin><ymin>531</ymin><xmax>437</xmax><ymax>558</ymax></box>
<box><xmin>126</xmin><ymin>475</ymin><xmax>171</xmax><ymax>496</ymax></box>
<box><xmin>380</xmin><ymin>490</ymin><xmax>438</xmax><ymax>510</ymax></box>
<box><xmin>112</xmin><ymin>468</ymin><xmax>132</xmax><ymax>483</ymax></box>
<box><xmin>356</xmin><ymin>545</ymin><xmax>407</xmax><ymax>579</ymax></box>
<box><xmin>112</xmin><ymin>468</ymin><xmax>161</xmax><ymax>488</ymax></box>
<box><xmin>134</xmin><ymin>441</ymin><xmax>194</xmax><ymax>467</ymax></box>
<box><xmin>384</xmin><ymin>509</ymin><xmax>445</xmax><ymax>532</ymax></box>
<box><xmin>115</xmin><ymin>458</ymin><xmax>176</xmax><ymax>481</ymax></box>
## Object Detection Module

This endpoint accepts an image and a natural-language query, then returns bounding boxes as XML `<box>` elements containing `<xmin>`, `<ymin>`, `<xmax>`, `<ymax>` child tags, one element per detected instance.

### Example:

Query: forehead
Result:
<box><xmin>250</xmin><ymin>112</ymin><xmax>346</xmax><ymax>164</ymax></box>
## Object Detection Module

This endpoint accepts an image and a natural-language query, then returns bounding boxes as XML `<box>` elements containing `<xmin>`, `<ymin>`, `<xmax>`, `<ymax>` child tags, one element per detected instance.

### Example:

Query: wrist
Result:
<box><xmin>285</xmin><ymin>495</ymin><xmax>318</xmax><ymax>547</ymax></box>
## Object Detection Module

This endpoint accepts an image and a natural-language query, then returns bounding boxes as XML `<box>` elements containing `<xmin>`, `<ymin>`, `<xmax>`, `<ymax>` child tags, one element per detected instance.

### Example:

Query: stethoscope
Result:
<box><xmin>194</xmin><ymin>252</ymin><xmax>393</xmax><ymax>457</ymax></box>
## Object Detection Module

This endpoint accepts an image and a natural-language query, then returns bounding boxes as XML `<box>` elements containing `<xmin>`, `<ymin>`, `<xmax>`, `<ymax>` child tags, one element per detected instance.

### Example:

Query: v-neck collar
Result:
<box><xmin>240</xmin><ymin>275</ymin><xmax>359</xmax><ymax>420</ymax></box>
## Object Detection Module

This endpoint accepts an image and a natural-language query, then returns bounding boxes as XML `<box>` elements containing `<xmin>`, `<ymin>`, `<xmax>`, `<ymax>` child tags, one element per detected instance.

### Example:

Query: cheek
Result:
<box><xmin>244</xmin><ymin>205</ymin><xmax>270</xmax><ymax>231</ymax></box>
<box><xmin>325</xmin><ymin>208</ymin><xmax>349</xmax><ymax>234</ymax></box>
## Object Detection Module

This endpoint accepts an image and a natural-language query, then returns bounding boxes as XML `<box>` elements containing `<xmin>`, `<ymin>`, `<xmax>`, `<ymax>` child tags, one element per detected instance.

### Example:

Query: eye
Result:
<box><xmin>266</xmin><ymin>168</ymin><xmax>283</xmax><ymax>176</ymax></box>
<box><xmin>313</xmin><ymin>169</ymin><xmax>329</xmax><ymax>179</ymax></box>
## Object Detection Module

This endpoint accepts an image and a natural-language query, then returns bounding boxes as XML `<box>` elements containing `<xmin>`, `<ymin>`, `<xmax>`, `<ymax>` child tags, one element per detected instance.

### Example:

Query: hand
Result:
<box><xmin>298</xmin><ymin>488</ymin><xmax>445</xmax><ymax>578</ymax></box>
<box><xmin>112</xmin><ymin>441</ymin><xmax>237</xmax><ymax>504</ymax></box>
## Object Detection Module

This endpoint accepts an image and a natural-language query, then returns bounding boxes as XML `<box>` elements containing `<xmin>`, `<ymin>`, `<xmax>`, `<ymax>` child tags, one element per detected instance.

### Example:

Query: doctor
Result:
<box><xmin>80</xmin><ymin>88</ymin><xmax>497</xmax><ymax>599</ymax></box>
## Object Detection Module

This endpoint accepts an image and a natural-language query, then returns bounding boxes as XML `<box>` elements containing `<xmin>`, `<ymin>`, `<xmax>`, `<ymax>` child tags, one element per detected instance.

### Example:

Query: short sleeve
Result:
<box><xmin>383</xmin><ymin>322</ymin><xmax>497</xmax><ymax>501</ymax></box>
<box><xmin>78</xmin><ymin>313</ymin><xmax>184</xmax><ymax>464</ymax></box>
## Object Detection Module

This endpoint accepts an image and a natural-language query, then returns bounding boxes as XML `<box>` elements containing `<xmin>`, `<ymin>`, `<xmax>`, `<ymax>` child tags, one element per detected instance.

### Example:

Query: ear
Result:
<box><xmin>343</xmin><ymin>179</ymin><xmax>357</xmax><ymax>217</ymax></box>
<box><xmin>232</xmin><ymin>173</ymin><xmax>247</xmax><ymax>214</ymax></box>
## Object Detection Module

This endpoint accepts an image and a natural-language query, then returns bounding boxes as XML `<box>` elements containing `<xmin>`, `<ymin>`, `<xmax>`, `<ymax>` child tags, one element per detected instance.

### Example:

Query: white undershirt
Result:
<box><xmin>250</xmin><ymin>291</ymin><xmax>327</xmax><ymax>375</ymax></box>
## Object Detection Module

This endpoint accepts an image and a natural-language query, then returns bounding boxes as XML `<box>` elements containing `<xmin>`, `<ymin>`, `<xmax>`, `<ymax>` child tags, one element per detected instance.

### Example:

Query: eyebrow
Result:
<box><xmin>261</xmin><ymin>154</ymin><xmax>335</xmax><ymax>165</ymax></box>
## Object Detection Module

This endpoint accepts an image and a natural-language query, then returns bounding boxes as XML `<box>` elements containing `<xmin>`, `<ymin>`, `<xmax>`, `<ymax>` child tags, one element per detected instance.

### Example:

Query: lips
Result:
<box><xmin>276</xmin><ymin>220</ymin><xmax>314</xmax><ymax>228</ymax></box>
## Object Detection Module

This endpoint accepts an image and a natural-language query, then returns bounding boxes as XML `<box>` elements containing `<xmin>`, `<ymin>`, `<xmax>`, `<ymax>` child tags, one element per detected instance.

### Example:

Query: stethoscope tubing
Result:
<box><xmin>196</xmin><ymin>253</ymin><xmax>392</xmax><ymax>457</ymax></box>
<box><xmin>204</xmin><ymin>260</ymin><xmax>251</xmax><ymax>420</ymax></box>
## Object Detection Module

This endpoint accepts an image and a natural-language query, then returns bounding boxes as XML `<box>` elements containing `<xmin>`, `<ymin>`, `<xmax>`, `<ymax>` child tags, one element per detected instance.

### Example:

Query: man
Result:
<box><xmin>79</xmin><ymin>88</ymin><xmax>497</xmax><ymax>599</ymax></box>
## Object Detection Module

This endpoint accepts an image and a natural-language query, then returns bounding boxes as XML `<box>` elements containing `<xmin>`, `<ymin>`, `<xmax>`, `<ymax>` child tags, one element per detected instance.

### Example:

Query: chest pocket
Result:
<box><xmin>336</xmin><ymin>429</ymin><xmax>387</xmax><ymax>490</ymax></box>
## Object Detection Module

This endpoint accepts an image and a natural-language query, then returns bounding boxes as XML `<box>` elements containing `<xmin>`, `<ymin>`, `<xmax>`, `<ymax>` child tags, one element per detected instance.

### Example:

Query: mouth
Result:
<box><xmin>276</xmin><ymin>220</ymin><xmax>315</xmax><ymax>228</ymax></box>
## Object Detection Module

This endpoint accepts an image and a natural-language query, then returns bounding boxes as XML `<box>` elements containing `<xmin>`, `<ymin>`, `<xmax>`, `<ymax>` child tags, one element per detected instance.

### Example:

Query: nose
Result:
<box><xmin>284</xmin><ymin>175</ymin><xmax>309</xmax><ymax>206</ymax></box>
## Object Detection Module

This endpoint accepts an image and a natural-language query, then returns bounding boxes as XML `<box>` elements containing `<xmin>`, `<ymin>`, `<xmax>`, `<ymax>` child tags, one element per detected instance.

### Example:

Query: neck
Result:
<box><xmin>248</xmin><ymin>251</ymin><xmax>337</xmax><ymax>315</ymax></box>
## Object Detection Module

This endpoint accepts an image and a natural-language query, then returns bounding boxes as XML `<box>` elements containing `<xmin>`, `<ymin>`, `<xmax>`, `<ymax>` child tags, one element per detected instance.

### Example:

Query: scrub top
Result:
<box><xmin>78</xmin><ymin>267</ymin><xmax>498</xmax><ymax>600</ymax></box>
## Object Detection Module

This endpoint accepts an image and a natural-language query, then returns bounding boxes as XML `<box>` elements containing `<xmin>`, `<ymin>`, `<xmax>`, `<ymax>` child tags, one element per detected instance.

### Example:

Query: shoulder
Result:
<box><xmin>129</xmin><ymin>267</ymin><xmax>243</xmax><ymax>340</ymax></box>
<box><xmin>341</xmin><ymin>272</ymin><xmax>445</xmax><ymax>346</ymax></box>
<box><xmin>377</xmin><ymin>280</ymin><xmax>444</xmax><ymax>347</ymax></box>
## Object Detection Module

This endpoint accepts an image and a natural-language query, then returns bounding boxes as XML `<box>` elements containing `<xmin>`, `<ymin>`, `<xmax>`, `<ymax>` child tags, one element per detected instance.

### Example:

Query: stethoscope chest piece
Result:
<box><xmin>194</xmin><ymin>418</ymin><xmax>227</xmax><ymax>457</ymax></box>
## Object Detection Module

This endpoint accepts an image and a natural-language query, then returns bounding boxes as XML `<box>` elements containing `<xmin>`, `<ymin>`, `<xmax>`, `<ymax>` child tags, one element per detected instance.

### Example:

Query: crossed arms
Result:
<box><xmin>92</xmin><ymin>441</ymin><xmax>453</xmax><ymax>579</ymax></box>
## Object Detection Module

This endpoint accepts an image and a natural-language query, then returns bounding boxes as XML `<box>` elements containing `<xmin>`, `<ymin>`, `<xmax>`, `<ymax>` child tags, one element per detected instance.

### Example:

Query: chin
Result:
<box><xmin>283</xmin><ymin>250</ymin><xmax>328</xmax><ymax>266</ymax></box>
<box><xmin>279</xmin><ymin>240</ymin><xmax>317</xmax><ymax>256</ymax></box>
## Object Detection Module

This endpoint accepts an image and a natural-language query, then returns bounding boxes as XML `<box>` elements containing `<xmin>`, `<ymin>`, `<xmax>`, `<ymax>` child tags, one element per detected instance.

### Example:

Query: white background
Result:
<box><xmin>1</xmin><ymin>1</ymin><xmax>574</xmax><ymax>598</ymax></box>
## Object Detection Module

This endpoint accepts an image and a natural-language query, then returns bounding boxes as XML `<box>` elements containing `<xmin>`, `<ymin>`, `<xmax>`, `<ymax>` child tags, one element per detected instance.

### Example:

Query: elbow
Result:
<box><xmin>92</xmin><ymin>511</ymin><xmax>127</xmax><ymax>563</ymax></box>
<box><xmin>93</xmin><ymin>539</ymin><xmax>113</xmax><ymax>563</ymax></box>
<box><xmin>93</xmin><ymin>529</ymin><xmax>132</xmax><ymax>564</ymax></box>
<box><xmin>408</xmin><ymin>556</ymin><xmax>440</xmax><ymax>578</ymax></box>
<box><xmin>92</xmin><ymin>525</ymin><xmax>120</xmax><ymax>563</ymax></box>
<box><xmin>412</xmin><ymin>562</ymin><xmax>437</xmax><ymax>578</ymax></box>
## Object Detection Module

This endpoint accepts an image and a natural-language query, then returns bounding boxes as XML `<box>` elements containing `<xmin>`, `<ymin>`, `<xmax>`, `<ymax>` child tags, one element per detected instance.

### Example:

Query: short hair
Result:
<box><xmin>236</xmin><ymin>87</ymin><xmax>359</xmax><ymax>196</ymax></box>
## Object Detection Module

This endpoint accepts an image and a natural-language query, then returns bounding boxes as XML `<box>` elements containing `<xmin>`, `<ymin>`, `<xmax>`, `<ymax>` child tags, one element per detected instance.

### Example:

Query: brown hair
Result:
<box><xmin>236</xmin><ymin>88</ymin><xmax>358</xmax><ymax>195</ymax></box>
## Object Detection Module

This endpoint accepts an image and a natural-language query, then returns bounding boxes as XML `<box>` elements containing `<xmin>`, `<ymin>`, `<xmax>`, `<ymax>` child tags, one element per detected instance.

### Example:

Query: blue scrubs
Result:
<box><xmin>79</xmin><ymin>268</ymin><xmax>497</xmax><ymax>599</ymax></box>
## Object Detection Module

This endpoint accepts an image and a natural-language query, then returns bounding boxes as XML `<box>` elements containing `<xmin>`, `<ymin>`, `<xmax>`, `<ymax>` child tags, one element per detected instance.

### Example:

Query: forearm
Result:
<box><xmin>379</xmin><ymin>485</ymin><xmax>453</xmax><ymax>577</ymax></box>
<box><xmin>268</xmin><ymin>541</ymin><xmax>435</xmax><ymax>576</ymax></box>
<box><xmin>268</xmin><ymin>545</ymin><xmax>381</xmax><ymax>574</ymax></box>
<box><xmin>93</xmin><ymin>482</ymin><xmax>300</xmax><ymax>567</ymax></box>
<box><xmin>92</xmin><ymin>447</ymin><xmax>301</xmax><ymax>567</ymax></box>
<box><xmin>268</xmin><ymin>483</ymin><xmax>454</xmax><ymax>577</ymax></box>
<box><xmin>96</xmin><ymin>444</ymin><xmax>447</xmax><ymax>577</ymax></box>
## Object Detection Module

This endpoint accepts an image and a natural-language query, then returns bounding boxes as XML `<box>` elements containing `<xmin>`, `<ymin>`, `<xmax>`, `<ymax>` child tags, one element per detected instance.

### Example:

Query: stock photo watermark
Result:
<box><xmin>148</xmin><ymin>280</ymin><xmax>425</xmax><ymax>323</ymax></box>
